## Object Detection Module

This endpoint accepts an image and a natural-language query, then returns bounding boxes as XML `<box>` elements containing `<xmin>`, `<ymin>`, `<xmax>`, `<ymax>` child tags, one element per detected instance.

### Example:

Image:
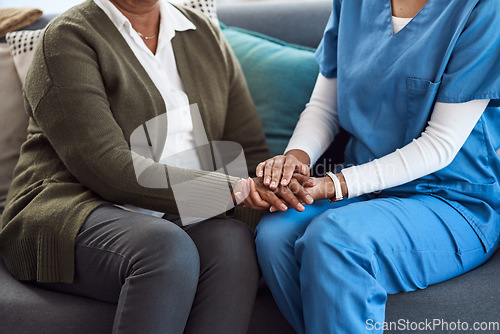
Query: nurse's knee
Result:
<box><xmin>298</xmin><ymin>210</ymin><xmax>375</xmax><ymax>258</ymax></box>
<box><xmin>255</xmin><ymin>214</ymin><xmax>296</xmax><ymax>258</ymax></box>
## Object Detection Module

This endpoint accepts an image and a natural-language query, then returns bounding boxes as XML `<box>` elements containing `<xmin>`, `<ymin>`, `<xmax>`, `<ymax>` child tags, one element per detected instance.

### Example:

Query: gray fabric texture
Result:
<box><xmin>32</xmin><ymin>205</ymin><xmax>259</xmax><ymax>334</ymax></box>
<box><xmin>1</xmin><ymin>251</ymin><xmax>499</xmax><ymax>333</ymax></box>
<box><xmin>0</xmin><ymin>257</ymin><xmax>115</xmax><ymax>333</ymax></box>
<box><xmin>385</xmin><ymin>252</ymin><xmax>500</xmax><ymax>334</ymax></box>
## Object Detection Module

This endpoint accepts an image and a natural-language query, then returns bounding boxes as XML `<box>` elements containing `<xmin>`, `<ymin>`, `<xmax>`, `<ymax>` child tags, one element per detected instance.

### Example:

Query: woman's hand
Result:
<box><xmin>267</xmin><ymin>174</ymin><xmax>316</xmax><ymax>212</ymax></box>
<box><xmin>256</xmin><ymin>150</ymin><xmax>311</xmax><ymax>190</ymax></box>
<box><xmin>234</xmin><ymin>175</ymin><xmax>315</xmax><ymax>212</ymax></box>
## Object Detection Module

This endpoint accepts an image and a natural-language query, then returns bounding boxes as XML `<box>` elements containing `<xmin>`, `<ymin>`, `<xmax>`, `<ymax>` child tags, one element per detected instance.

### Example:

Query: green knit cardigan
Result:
<box><xmin>0</xmin><ymin>0</ymin><xmax>269</xmax><ymax>283</ymax></box>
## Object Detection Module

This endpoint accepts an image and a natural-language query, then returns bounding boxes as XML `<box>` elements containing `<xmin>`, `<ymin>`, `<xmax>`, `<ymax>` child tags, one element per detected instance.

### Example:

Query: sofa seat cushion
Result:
<box><xmin>0</xmin><ymin>258</ymin><xmax>115</xmax><ymax>333</ymax></box>
<box><xmin>2</xmin><ymin>251</ymin><xmax>499</xmax><ymax>333</ymax></box>
<box><xmin>385</xmin><ymin>249</ymin><xmax>500</xmax><ymax>333</ymax></box>
<box><xmin>0</xmin><ymin>256</ymin><xmax>295</xmax><ymax>334</ymax></box>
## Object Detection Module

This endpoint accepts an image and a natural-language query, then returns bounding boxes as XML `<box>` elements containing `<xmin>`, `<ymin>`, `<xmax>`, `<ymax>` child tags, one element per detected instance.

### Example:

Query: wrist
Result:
<box><xmin>325</xmin><ymin>172</ymin><xmax>348</xmax><ymax>201</ymax></box>
<box><xmin>285</xmin><ymin>149</ymin><xmax>311</xmax><ymax>166</ymax></box>
<box><xmin>232</xmin><ymin>178</ymin><xmax>249</xmax><ymax>205</ymax></box>
<box><xmin>337</xmin><ymin>172</ymin><xmax>348</xmax><ymax>198</ymax></box>
<box><xmin>308</xmin><ymin>176</ymin><xmax>334</xmax><ymax>200</ymax></box>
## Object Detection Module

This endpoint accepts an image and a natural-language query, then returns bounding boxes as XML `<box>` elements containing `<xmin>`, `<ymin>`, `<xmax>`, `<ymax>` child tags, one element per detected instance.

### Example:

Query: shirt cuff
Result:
<box><xmin>285</xmin><ymin>135</ymin><xmax>326</xmax><ymax>166</ymax></box>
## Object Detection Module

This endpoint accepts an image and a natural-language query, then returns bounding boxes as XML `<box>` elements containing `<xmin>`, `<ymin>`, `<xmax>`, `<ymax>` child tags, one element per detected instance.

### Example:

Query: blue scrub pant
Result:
<box><xmin>255</xmin><ymin>194</ymin><xmax>498</xmax><ymax>334</ymax></box>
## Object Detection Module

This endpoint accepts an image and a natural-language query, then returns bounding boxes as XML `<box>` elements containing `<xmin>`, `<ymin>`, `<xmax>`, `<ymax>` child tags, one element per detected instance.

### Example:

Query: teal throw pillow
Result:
<box><xmin>221</xmin><ymin>25</ymin><xmax>319</xmax><ymax>156</ymax></box>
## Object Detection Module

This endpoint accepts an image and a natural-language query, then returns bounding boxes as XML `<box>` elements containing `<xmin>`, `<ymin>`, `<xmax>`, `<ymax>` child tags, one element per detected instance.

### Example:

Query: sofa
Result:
<box><xmin>1</xmin><ymin>1</ymin><xmax>499</xmax><ymax>333</ymax></box>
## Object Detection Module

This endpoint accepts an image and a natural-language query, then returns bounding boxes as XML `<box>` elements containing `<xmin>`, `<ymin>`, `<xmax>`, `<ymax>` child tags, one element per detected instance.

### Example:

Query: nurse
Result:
<box><xmin>248</xmin><ymin>0</ymin><xmax>500</xmax><ymax>333</ymax></box>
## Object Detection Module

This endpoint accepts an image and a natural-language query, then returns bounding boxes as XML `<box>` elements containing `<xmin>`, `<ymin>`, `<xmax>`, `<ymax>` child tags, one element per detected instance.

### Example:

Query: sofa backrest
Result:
<box><xmin>0</xmin><ymin>1</ymin><xmax>333</xmax><ymax>48</ymax></box>
<box><xmin>218</xmin><ymin>1</ymin><xmax>331</xmax><ymax>48</ymax></box>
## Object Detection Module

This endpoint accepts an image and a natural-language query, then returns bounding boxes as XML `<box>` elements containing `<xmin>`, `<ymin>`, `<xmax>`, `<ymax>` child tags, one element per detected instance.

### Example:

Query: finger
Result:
<box><xmin>241</xmin><ymin>198</ymin><xmax>267</xmax><ymax>211</ymax></box>
<box><xmin>260</xmin><ymin>186</ymin><xmax>288</xmax><ymax>211</ymax></box>
<box><xmin>244</xmin><ymin>193</ymin><xmax>269</xmax><ymax>210</ymax></box>
<box><xmin>270</xmin><ymin>156</ymin><xmax>286</xmax><ymax>189</ymax></box>
<box><xmin>281</xmin><ymin>159</ymin><xmax>298</xmax><ymax>187</ymax></box>
<box><xmin>264</xmin><ymin>192</ymin><xmax>289</xmax><ymax>212</ymax></box>
<box><xmin>293</xmin><ymin>173</ymin><xmax>316</xmax><ymax>188</ymax></box>
<box><xmin>300</xmin><ymin>163</ymin><xmax>311</xmax><ymax>176</ymax></box>
<box><xmin>256</xmin><ymin>162</ymin><xmax>266</xmax><ymax>178</ymax></box>
<box><xmin>233</xmin><ymin>179</ymin><xmax>250</xmax><ymax>202</ymax></box>
<box><xmin>249</xmin><ymin>178</ymin><xmax>271</xmax><ymax>209</ymax></box>
<box><xmin>276</xmin><ymin>185</ymin><xmax>305</xmax><ymax>212</ymax></box>
<box><xmin>263</xmin><ymin>159</ymin><xmax>275</xmax><ymax>186</ymax></box>
<box><xmin>252</xmin><ymin>178</ymin><xmax>288</xmax><ymax>211</ymax></box>
<box><xmin>234</xmin><ymin>191</ymin><xmax>244</xmax><ymax>204</ymax></box>
<box><xmin>240</xmin><ymin>181</ymin><xmax>258</xmax><ymax>209</ymax></box>
<box><xmin>232</xmin><ymin>178</ymin><xmax>250</xmax><ymax>204</ymax></box>
<box><xmin>243</xmin><ymin>199</ymin><xmax>266</xmax><ymax>211</ymax></box>
<box><xmin>288</xmin><ymin>178</ymin><xmax>314</xmax><ymax>205</ymax></box>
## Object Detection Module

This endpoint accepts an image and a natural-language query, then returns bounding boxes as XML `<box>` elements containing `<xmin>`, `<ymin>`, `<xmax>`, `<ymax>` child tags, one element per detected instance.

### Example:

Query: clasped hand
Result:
<box><xmin>233</xmin><ymin>154</ymin><xmax>335</xmax><ymax>212</ymax></box>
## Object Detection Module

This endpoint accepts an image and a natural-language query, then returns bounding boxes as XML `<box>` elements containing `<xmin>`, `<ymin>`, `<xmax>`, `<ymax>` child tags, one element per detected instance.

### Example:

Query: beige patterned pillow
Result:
<box><xmin>175</xmin><ymin>0</ymin><xmax>218</xmax><ymax>23</ymax></box>
<box><xmin>0</xmin><ymin>43</ymin><xmax>27</xmax><ymax>208</ymax></box>
<box><xmin>5</xmin><ymin>29</ymin><xmax>43</xmax><ymax>84</ymax></box>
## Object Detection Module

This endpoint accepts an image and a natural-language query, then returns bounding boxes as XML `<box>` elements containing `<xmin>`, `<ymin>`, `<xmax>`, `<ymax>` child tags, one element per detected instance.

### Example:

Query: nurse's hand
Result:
<box><xmin>304</xmin><ymin>176</ymin><xmax>335</xmax><ymax>200</ymax></box>
<box><xmin>256</xmin><ymin>150</ymin><xmax>311</xmax><ymax>190</ymax></box>
<box><xmin>235</xmin><ymin>176</ymin><xmax>315</xmax><ymax>212</ymax></box>
<box><xmin>294</xmin><ymin>174</ymin><xmax>348</xmax><ymax>201</ymax></box>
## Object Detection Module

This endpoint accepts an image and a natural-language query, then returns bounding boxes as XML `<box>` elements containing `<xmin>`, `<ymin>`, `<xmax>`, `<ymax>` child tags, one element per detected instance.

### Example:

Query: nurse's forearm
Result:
<box><xmin>341</xmin><ymin>99</ymin><xmax>490</xmax><ymax>198</ymax></box>
<box><xmin>285</xmin><ymin>74</ymin><xmax>340</xmax><ymax>165</ymax></box>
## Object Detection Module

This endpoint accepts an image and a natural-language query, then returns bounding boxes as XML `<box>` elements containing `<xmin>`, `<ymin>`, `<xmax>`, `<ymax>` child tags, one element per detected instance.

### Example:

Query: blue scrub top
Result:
<box><xmin>316</xmin><ymin>0</ymin><xmax>500</xmax><ymax>251</ymax></box>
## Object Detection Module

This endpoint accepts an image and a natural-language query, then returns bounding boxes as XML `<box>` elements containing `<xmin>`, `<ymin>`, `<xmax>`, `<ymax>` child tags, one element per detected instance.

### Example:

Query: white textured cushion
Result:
<box><xmin>1</xmin><ymin>30</ymin><xmax>44</xmax><ymax>208</ymax></box>
<box><xmin>5</xmin><ymin>29</ymin><xmax>43</xmax><ymax>84</ymax></box>
<box><xmin>174</xmin><ymin>0</ymin><xmax>218</xmax><ymax>23</ymax></box>
<box><xmin>0</xmin><ymin>43</ymin><xmax>27</xmax><ymax>208</ymax></box>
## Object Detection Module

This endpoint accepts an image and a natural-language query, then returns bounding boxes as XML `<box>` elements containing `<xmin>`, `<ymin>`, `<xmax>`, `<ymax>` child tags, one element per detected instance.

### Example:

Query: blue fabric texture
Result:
<box><xmin>313</xmin><ymin>0</ymin><xmax>340</xmax><ymax>79</ymax></box>
<box><xmin>436</xmin><ymin>0</ymin><xmax>500</xmax><ymax>104</ymax></box>
<box><xmin>314</xmin><ymin>0</ymin><xmax>500</xmax><ymax>251</ymax></box>
<box><xmin>256</xmin><ymin>195</ymin><xmax>498</xmax><ymax>334</ymax></box>
<box><xmin>221</xmin><ymin>24</ymin><xmax>319</xmax><ymax>156</ymax></box>
<box><xmin>256</xmin><ymin>1</ymin><xmax>500</xmax><ymax>333</ymax></box>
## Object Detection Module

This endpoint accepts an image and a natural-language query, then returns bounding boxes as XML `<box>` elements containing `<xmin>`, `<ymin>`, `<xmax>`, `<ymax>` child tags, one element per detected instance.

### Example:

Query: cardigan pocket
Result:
<box><xmin>405</xmin><ymin>77</ymin><xmax>441</xmax><ymax>144</ymax></box>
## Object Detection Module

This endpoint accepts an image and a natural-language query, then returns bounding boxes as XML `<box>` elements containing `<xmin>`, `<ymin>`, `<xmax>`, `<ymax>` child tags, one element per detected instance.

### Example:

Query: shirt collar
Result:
<box><xmin>157</xmin><ymin>0</ymin><xmax>196</xmax><ymax>48</ymax></box>
<box><xmin>93</xmin><ymin>0</ymin><xmax>196</xmax><ymax>43</ymax></box>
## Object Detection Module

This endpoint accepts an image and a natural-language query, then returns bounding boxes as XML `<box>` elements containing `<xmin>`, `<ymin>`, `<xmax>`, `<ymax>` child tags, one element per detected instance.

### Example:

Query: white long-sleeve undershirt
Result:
<box><xmin>285</xmin><ymin>73</ymin><xmax>489</xmax><ymax>199</ymax></box>
<box><xmin>285</xmin><ymin>74</ymin><xmax>340</xmax><ymax>164</ymax></box>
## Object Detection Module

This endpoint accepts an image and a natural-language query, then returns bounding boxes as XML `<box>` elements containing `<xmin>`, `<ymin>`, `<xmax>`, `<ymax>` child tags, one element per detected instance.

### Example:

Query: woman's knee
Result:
<box><xmin>128</xmin><ymin>220</ymin><xmax>200</xmax><ymax>281</ymax></box>
<box><xmin>194</xmin><ymin>219</ymin><xmax>257</xmax><ymax>271</ymax></box>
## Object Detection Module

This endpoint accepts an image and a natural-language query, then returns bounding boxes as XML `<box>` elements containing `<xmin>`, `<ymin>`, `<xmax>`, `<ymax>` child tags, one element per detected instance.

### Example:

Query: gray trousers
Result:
<box><xmin>34</xmin><ymin>205</ymin><xmax>260</xmax><ymax>334</ymax></box>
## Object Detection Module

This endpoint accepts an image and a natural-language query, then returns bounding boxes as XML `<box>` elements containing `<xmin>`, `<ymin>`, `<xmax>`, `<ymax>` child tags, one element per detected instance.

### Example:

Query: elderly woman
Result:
<box><xmin>0</xmin><ymin>0</ymin><xmax>312</xmax><ymax>333</ymax></box>
<box><xmin>251</xmin><ymin>0</ymin><xmax>500</xmax><ymax>333</ymax></box>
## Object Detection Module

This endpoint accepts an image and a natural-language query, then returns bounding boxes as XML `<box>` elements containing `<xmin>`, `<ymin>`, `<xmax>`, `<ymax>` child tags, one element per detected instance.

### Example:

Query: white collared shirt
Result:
<box><xmin>94</xmin><ymin>0</ymin><xmax>200</xmax><ymax>168</ymax></box>
<box><xmin>94</xmin><ymin>0</ymin><xmax>201</xmax><ymax>216</ymax></box>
